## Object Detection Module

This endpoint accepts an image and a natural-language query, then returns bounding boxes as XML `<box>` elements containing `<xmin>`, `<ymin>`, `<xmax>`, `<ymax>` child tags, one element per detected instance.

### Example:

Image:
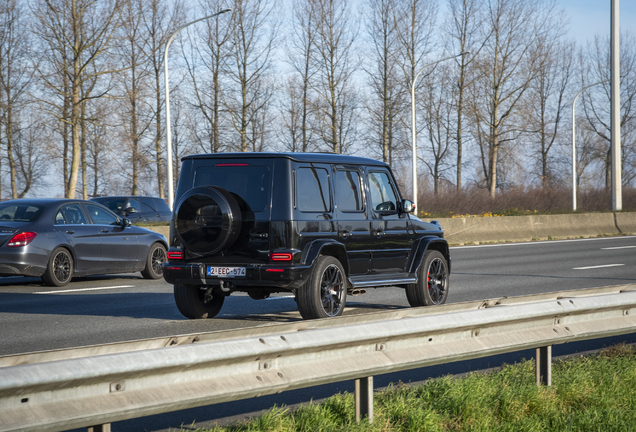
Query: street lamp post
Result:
<box><xmin>164</xmin><ymin>9</ymin><xmax>231</xmax><ymax>209</ymax></box>
<box><xmin>410</xmin><ymin>53</ymin><xmax>467</xmax><ymax>213</ymax></box>
<box><xmin>572</xmin><ymin>81</ymin><xmax>605</xmax><ymax>211</ymax></box>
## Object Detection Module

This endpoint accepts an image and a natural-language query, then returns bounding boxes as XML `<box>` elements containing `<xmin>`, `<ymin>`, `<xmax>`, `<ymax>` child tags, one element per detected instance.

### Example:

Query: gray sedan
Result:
<box><xmin>0</xmin><ymin>199</ymin><xmax>168</xmax><ymax>286</ymax></box>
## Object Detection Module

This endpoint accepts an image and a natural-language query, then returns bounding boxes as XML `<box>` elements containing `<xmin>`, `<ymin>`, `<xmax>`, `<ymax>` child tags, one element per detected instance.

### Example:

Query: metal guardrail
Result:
<box><xmin>1</xmin><ymin>284</ymin><xmax>636</xmax><ymax>432</ymax></box>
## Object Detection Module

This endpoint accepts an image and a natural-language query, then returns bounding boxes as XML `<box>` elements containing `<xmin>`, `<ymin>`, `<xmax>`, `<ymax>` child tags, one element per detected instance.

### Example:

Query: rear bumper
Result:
<box><xmin>162</xmin><ymin>262</ymin><xmax>313</xmax><ymax>290</ymax></box>
<box><xmin>0</xmin><ymin>263</ymin><xmax>46</xmax><ymax>278</ymax></box>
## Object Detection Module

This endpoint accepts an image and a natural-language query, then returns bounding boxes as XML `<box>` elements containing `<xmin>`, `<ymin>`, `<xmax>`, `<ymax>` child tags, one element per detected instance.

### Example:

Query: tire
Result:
<box><xmin>174</xmin><ymin>186</ymin><xmax>242</xmax><ymax>254</ymax></box>
<box><xmin>406</xmin><ymin>250</ymin><xmax>449</xmax><ymax>307</ymax></box>
<box><xmin>42</xmin><ymin>247</ymin><xmax>74</xmax><ymax>287</ymax></box>
<box><xmin>141</xmin><ymin>243</ymin><xmax>167</xmax><ymax>279</ymax></box>
<box><xmin>174</xmin><ymin>285</ymin><xmax>225</xmax><ymax>319</ymax></box>
<box><xmin>297</xmin><ymin>256</ymin><xmax>347</xmax><ymax>320</ymax></box>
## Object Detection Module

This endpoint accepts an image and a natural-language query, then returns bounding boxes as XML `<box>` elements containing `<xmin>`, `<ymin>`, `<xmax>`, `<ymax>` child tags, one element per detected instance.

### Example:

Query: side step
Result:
<box><xmin>349</xmin><ymin>273</ymin><xmax>416</xmax><ymax>289</ymax></box>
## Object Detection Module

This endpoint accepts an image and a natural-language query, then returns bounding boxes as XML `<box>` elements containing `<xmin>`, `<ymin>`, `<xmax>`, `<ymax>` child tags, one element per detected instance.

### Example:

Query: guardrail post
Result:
<box><xmin>87</xmin><ymin>424</ymin><xmax>110</xmax><ymax>432</ymax></box>
<box><xmin>355</xmin><ymin>376</ymin><xmax>373</xmax><ymax>423</ymax></box>
<box><xmin>535</xmin><ymin>346</ymin><xmax>552</xmax><ymax>386</ymax></box>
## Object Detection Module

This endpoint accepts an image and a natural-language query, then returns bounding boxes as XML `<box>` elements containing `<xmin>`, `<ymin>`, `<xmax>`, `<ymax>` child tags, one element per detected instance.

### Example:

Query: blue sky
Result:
<box><xmin>559</xmin><ymin>0</ymin><xmax>636</xmax><ymax>42</ymax></box>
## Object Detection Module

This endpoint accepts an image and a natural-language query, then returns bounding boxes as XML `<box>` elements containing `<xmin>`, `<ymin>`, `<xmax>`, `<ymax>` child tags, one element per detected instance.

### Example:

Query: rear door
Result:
<box><xmin>292</xmin><ymin>164</ymin><xmax>336</xmax><ymax>257</ymax></box>
<box><xmin>54</xmin><ymin>204</ymin><xmax>103</xmax><ymax>273</ymax></box>
<box><xmin>334</xmin><ymin>167</ymin><xmax>372</xmax><ymax>276</ymax></box>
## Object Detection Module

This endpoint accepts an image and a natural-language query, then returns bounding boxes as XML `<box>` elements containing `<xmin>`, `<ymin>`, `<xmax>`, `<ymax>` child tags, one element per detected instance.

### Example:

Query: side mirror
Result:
<box><xmin>401</xmin><ymin>199</ymin><xmax>415</xmax><ymax>214</ymax></box>
<box><xmin>123</xmin><ymin>206</ymin><xmax>137</xmax><ymax>215</ymax></box>
<box><xmin>121</xmin><ymin>218</ymin><xmax>132</xmax><ymax>227</ymax></box>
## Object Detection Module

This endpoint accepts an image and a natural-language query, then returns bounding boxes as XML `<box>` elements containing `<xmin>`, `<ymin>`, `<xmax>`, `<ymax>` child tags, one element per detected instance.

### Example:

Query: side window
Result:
<box><xmin>368</xmin><ymin>172</ymin><xmax>398</xmax><ymax>212</ymax></box>
<box><xmin>296</xmin><ymin>167</ymin><xmax>331</xmax><ymax>212</ymax></box>
<box><xmin>85</xmin><ymin>204</ymin><xmax>119</xmax><ymax>226</ymax></box>
<box><xmin>56</xmin><ymin>204</ymin><xmax>89</xmax><ymax>225</ymax></box>
<box><xmin>141</xmin><ymin>202</ymin><xmax>155</xmax><ymax>212</ymax></box>
<box><xmin>336</xmin><ymin>170</ymin><xmax>363</xmax><ymax>212</ymax></box>
<box><xmin>126</xmin><ymin>199</ymin><xmax>141</xmax><ymax>212</ymax></box>
<box><xmin>141</xmin><ymin>198</ymin><xmax>156</xmax><ymax>211</ymax></box>
<box><xmin>153</xmin><ymin>198</ymin><xmax>170</xmax><ymax>212</ymax></box>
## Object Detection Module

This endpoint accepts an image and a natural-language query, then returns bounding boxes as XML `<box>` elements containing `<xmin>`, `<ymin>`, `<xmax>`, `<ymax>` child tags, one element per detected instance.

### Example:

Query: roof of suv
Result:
<box><xmin>182</xmin><ymin>152</ymin><xmax>390</xmax><ymax>167</ymax></box>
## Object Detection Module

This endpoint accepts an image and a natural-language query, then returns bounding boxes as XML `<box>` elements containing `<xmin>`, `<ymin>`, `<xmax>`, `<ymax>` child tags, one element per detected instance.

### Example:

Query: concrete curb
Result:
<box><xmin>145</xmin><ymin>212</ymin><xmax>636</xmax><ymax>246</ymax></box>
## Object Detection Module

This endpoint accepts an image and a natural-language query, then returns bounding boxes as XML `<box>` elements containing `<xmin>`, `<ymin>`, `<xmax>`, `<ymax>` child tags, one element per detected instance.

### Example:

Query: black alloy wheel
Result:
<box><xmin>42</xmin><ymin>247</ymin><xmax>74</xmax><ymax>287</ymax></box>
<box><xmin>406</xmin><ymin>250</ymin><xmax>449</xmax><ymax>307</ymax></box>
<box><xmin>425</xmin><ymin>255</ymin><xmax>448</xmax><ymax>304</ymax></box>
<box><xmin>174</xmin><ymin>285</ymin><xmax>225</xmax><ymax>319</ymax></box>
<box><xmin>297</xmin><ymin>255</ymin><xmax>347</xmax><ymax>319</ymax></box>
<box><xmin>141</xmin><ymin>243</ymin><xmax>167</xmax><ymax>279</ymax></box>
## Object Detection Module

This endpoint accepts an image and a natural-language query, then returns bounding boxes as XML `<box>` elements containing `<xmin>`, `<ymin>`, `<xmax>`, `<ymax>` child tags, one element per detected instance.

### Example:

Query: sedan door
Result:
<box><xmin>83</xmin><ymin>203</ymin><xmax>142</xmax><ymax>272</ymax></box>
<box><xmin>54</xmin><ymin>204</ymin><xmax>103</xmax><ymax>273</ymax></box>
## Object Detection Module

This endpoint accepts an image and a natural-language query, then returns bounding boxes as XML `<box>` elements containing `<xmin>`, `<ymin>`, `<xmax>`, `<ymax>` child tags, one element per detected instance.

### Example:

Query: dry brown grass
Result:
<box><xmin>418</xmin><ymin>187</ymin><xmax>636</xmax><ymax>217</ymax></box>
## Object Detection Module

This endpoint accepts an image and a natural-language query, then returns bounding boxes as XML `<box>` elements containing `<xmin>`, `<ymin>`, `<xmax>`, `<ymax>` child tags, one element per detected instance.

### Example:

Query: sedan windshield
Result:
<box><xmin>0</xmin><ymin>203</ymin><xmax>44</xmax><ymax>222</ymax></box>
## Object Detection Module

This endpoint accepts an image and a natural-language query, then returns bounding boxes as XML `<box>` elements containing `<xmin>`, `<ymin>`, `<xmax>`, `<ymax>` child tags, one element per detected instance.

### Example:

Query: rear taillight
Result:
<box><xmin>270</xmin><ymin>253</ymin><xmax>293</xmax><ymax>261</ymax></box>
<box><xmin>167</xmin><ymin>251</ymin><xmax>184</xmax><ymax>260</ymax></box>
<box><xmin>7</xmin><ymin>232</ymin><xmax>37</xmax><ymax>247</ymax></box>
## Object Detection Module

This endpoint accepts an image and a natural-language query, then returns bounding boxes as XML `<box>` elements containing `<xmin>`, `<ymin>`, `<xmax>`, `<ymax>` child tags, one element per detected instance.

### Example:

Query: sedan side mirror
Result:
<box><xmin>401</xmin><ymin>199</ymin><xmax>415</xmax><ymax>214</ymax></box>
<box><xmin>121</xmin><ymin>218</ymin><xmax>132</xmax><ymax>227</ymax></box>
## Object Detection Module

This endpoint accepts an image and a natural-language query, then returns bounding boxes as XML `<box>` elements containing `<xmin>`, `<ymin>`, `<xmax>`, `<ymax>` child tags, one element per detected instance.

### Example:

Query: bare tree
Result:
<box><xmin>582</xmin><ymin>31</ymin><xmax>636</xmax><ymax>188</ymax></box>
<box><xmin>310</xmin><ymin>0</ymin><xmax>359</xmax><ymax>154</ymax></box>
<box><xmin>471</xmin><ymin>0</ymin><xmax>556</xmax><ymax>198</ymax></box>
<box><xmin>0</xmin><ymin>0</ymin><xmax>31</xmax><ymax>199</ymax></box>
<box><xmin>225</xmin><ymin>0</ymin><xmax>277</xmax><ymax>152</ymax></box>
<box><xmin>12</xmin><ymin>109</ymin><xmax>51</xmax><ymax>197</ymax></box>
<box><xmin>285</xmin><ymin>0</ymin><xmax>317</xmax><ymax>152</ymax></box>
<box><xmin>141</xmin><ymin>0</ymin><xmax>183</xmax><ymax>198</ymax></box>
<box><xmin>364</xmin><ymin>0</ymin><xmax>404</xmax><ymax>165</ymax></box>
<box><xmin>32</xmin><ymin>0</ymin><xmax>124</xmax><ymax>198</ymax></box>
<box><xmin>420</xmin><ymin>64</ymin><xmax>455</xmax><ymax>194</ymax></box>
<box><xmin>118</xmin><ymin>0</ymin><xmax>156</xmax><ymax>196</ymax></box>
<box><xmin>524</xmin><ymin>37</ymin><xmax>573</xmax><ymax>188</ymax></box>
<box><xmin>183</xmin><ymin>0</ymin><xmax>231</xmax><ymax>155</ymax></box>
<box><xmin>445</xmin><ymin>0</ymin><xmax>483</xmax><ymax>191</ymax></box>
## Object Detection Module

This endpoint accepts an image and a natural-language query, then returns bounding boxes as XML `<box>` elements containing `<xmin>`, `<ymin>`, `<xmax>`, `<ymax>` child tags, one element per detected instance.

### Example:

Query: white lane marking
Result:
<box><xmin>601</xmin><ymin>246</ymin><xmax>636</xmax><ymax>250</ymax></box>
<box><xmin>573</xmin><ymin>264</ymin><xmax>624</xmax><ymax>270</ymax></box>
<box><xmin>452</xmin><ymin>235</ymin><xmax>636</xmax><ymax>249</ymax></box>
<box><xmin>265</xmin><ymin>295</ymin><xmax>295</xmax><ymax>301</ymax></box>
<box><xmin>34</xmin><ymin>285</ymin><xmax>135</xmax><ymax>294</ymax></box>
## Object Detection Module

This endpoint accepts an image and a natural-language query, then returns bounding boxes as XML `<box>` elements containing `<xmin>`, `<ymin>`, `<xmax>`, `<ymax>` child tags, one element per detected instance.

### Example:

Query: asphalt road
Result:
<box><xmin>2</xmin><ymin>235</ymin><xmax>636</xmax><ymax>431</ymax></box>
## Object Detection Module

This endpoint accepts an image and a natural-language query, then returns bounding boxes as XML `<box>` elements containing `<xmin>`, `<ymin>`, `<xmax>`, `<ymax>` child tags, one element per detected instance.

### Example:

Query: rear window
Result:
<box><xmin>193</xmin><ymin>163</ymin><xmax>271</xmax><ymax>212</ymax></box>
<box><xmin>296</xmin><ymin>167</ymin><xmax>331</xmax><ymax>212</ymax></box>
<box><xmin>0</xmin><ymin>203</ymin><xmax>44</xmax><ymax>222</ymax></box>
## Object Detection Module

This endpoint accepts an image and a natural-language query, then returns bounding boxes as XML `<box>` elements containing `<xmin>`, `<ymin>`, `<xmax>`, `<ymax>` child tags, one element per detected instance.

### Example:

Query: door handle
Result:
<box><xmin>100</xmin><ymin>228</ymin><xmax>109</xmax><ymax>233</ymax></box>
<box><xmin>66</xmin><ymin>230</ymin><xmax>75</xmax><ymax>234</ymax></box>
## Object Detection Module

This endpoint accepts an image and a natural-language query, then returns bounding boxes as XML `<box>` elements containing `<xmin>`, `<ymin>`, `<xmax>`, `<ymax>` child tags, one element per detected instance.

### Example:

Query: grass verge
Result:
<box><xmin>189</xmin><ymin>343</ymin><xmax>636</xmax><ymax>432</ymax></box>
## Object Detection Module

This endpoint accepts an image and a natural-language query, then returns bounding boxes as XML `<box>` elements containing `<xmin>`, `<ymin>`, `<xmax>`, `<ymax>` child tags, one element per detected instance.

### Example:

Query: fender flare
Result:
<box><xmin>301</xmin><ymin>239</ymin><xmax>350</xmax><ymax>276</ymax></box>
<box><xmin>406</xmin><ymin>236</ymin><xmax>451</xmax><ymax>275</ymax></box>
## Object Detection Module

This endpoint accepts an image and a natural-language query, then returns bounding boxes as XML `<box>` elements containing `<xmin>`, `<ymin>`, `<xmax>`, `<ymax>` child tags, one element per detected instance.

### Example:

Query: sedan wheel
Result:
<box><xmin>141</xmin><ymin>243</ymin><xmax>167</xmax><ymax>279</ymax></box>
<box><xmin>42</xmin><ymin>247</ymin><xmax>74</xmax><ymax>287</ymax></box>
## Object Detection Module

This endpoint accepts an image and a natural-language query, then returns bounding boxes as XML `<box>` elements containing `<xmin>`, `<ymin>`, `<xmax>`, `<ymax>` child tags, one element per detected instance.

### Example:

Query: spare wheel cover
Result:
<box><xmin>174</xmin><ymin>186</ymin><xmax>242</xmax><ymax>254</ymax></box>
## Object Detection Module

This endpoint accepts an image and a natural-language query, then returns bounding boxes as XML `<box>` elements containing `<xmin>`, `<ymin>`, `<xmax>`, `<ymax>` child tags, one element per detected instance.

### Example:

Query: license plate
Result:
<box><xmin>206</xmin><ymin>266</ymin><xmax>246</xmax><ymax>277</ymax></box>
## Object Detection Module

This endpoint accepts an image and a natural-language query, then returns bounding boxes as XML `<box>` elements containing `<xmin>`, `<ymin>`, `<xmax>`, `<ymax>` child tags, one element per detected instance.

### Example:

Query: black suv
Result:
<box><xmin>163</xmin><ymin>153</ymin><xmax>450</xmax><ymax>320</ymax></box>
<box><xmin>90</xmin><ymin>196</ymin><xmax>172</xmax><ymax>223</ymax></box>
